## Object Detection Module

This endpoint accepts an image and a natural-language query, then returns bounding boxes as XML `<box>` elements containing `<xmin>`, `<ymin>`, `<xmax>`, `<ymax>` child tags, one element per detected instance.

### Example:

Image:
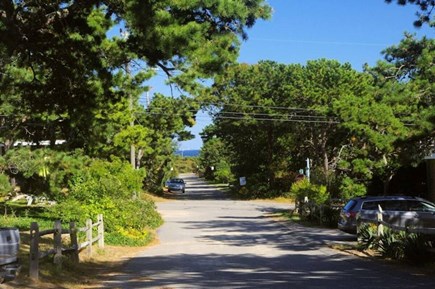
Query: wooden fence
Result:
<box><xmin>29</xmin><ymin>214</ymin><xmax>104</xmax><ymax>280</ymax></box>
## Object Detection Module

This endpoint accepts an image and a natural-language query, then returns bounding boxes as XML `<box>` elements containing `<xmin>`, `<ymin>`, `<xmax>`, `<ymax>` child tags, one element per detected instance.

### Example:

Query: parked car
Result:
<box><xmin>338</xmin><ymin>195</ymin><xmax>435</xmax><ymax>234</ymax></box>
<box><xmin>166</xmin><ymin>178</ymin><xmax>186</xmax><ymax>193</ymax></box>
<box><xmin>356</xmin><ymin>196</ymin><xmax>435</xmax><ymax>233</ymax></box>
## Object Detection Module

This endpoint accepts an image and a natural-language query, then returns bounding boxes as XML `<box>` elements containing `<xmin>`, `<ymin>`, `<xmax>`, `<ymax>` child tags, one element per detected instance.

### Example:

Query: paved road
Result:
<box><xmin>105</xmin><ymin>173</ymin><xmax>435</xmax><ymax>289</ymax></box>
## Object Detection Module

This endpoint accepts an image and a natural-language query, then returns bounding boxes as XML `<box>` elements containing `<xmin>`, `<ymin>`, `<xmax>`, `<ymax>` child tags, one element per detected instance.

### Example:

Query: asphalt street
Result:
<box><xmin>105</xmin><ymin>173</ymin><xmax>435</xmax><ymax>289</ymax></box>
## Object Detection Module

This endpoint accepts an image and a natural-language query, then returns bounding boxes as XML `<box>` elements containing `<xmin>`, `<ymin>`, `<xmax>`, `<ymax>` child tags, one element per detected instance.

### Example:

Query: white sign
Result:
<box><xmin>239</xmin><ymin>177</ymin><xmax>246</xmax><ymax>186</ymax></box>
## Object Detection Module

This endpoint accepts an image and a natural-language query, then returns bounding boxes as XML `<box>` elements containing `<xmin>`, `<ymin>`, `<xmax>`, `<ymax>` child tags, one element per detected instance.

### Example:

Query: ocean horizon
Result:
<box><xmin>175</xmin><ymin>149</ymin><xmax>200</xmax><ymax>157</ymax></box>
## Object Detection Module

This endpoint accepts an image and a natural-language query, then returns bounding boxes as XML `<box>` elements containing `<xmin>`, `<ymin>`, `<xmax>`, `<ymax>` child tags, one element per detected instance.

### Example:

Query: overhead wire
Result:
<box><xmin>146</xmin><ymin>111</ymin><xmax>340</xmax><ymax>124</ymax></box>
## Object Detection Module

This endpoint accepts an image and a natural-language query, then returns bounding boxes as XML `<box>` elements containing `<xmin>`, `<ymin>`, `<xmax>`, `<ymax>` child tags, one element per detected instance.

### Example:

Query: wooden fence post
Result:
<box><xmin>29</xmin><ymin>222</ymin><xmax>39</xmax><ymax>280</ymax></box>
<box><xmin>86</xmin><ymin>219</ymin><xmax>93</xmax><ymax>258</ymax></box>
<box><xmin>98</xmin><ymin>214</ymin><xmax>104</xmax><ymax>249</ymax></box>
<box><xmin>69</xmin><ymin>222</ymin><xmax>79</xmax><ymax>263</ymax></box>
<box><xmin>53</xmin><ymin>220</ymin><xmax>63</xmax><ymax>268</ymax></box>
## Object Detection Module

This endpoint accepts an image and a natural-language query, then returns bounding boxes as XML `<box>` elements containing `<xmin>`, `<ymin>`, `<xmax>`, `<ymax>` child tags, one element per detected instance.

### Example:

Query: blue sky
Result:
<box><xmin>152</xmin><ymin>0</ymin><xmax>434</xmax><ymax>151</ymax></box>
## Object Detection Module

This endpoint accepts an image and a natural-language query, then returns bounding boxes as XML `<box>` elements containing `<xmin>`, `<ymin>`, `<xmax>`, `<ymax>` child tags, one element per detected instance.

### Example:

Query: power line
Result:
<box><xmin>147</xmin><ymin>112</ymin><xmax>340</xmax><ymax>124</ymax></box>
<box><xmin>148</xmin><ymin>107</ymin><xmax>333</xmax><ymax>119</ymax></box>
<box><xmin>198</xmin><ymin>102</ymin><xmax>319</xmax><ymax>111</ymax></box>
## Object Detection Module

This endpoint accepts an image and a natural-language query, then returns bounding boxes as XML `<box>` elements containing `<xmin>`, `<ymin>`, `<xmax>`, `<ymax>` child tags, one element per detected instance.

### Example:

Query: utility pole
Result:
<box><xmin>129</xmin><ymin>82</ymin><xmax>136</xmax><ymax>169</ymax></box>
<box><xmin>306</xmin><ymin>158</ymin><xmax>311</xmax><ymax>182</ymax></box>
<box><xmin>122</xmin><ymin>29</ymin><xmax>136</xmax><ymax>170</ymax></box>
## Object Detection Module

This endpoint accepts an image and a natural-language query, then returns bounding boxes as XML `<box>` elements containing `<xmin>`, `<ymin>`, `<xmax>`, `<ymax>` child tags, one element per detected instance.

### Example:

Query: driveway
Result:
<box><xmin>105</xmin><ymin>173</ymin><xmax>435</xmax><ymax>288</ymax></box>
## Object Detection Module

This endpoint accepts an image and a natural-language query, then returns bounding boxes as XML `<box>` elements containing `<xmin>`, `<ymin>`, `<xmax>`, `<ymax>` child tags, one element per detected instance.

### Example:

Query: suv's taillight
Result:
<box><xmin>345</xmin><ymin>211</ymin><xmax>357</xmax><ymax>218</ymax></box>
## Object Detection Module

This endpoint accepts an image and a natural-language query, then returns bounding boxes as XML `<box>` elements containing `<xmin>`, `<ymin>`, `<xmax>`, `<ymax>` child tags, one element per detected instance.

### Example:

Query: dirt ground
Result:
<box><xmin>2</xmin><ymin>244</ymin><xmax>155</xmax><ymax>289</ymax></box>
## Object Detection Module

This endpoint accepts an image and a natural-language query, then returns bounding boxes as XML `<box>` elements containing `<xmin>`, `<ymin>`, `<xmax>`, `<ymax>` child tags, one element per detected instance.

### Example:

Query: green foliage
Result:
<box><xmin>377</xmin><ymin>228</ymin><xmax>407</xmax><ymax>259</ymax></box>
<box><xmin>67</xmin><ymin>157</ymin><xmax>145</xmax><ymax>202</ymax></box>
<box><xmin>357</xmin><ymin>222</ymin><xmax>434</xmax><ymax>264</ymax></box>
<box><xmin>402</xmin><ymin>233</ymin><xmax>433</xmax><ymax>264</ymax></box>
<box><xmin>320</xmin><ymin>205</ymin><xmax>341</xmax><ymax>227</ymax></box>
<box><xmin>339</xmin><ymin>177</ymin><xmax>367</xmax><ymax>200</ymax></box>
<box><xmin>45</xmin><ymin>198</ymin><xmax>163</xmax><ymax>233</ymax></box>
<box><xmin>290</xmin><ymin>179</ymin><xmax>329</xmax><ymax>205</ymax></box>
<box><xmin>385</xmin><ymin>0</ymin><xmax>434</xmax><ymax>27</ymax></box>
<box><xmin>0</xmin><ymin>173</ymin><xmax>11</xmax><ymax>197</ymax></box>
<box><xmin>43</xmin><ymin>199</ymin><xmax>89</xmax><ymax>224</ymax></box>
<box><xmin>107</xmin><ymin>198</ymin><xmax>163</xmax><ymax>231</ymax></box>
<box><xmin>43</xmin><ymin>156</ymin><xmax>162</xmax><ymax>236</ymax></box>
<box><xmin>0</xmin><ymin>215</ymin><xmax>53</xmax><ymax>231</ymax></box>
<box><xmin>105</xmin><ymin>228</ymin><xmax>153</xmax><ymax>247</ymax></box>
<box><xmin>214</xmin><ymin>160</ymin><xmax>234</xmax><ymax>184</ymax></box>
<box><xmin>357</xmin><ymin>222</ymin><xmax>379</xmax><ymax>250</ymax></box>
<box><xmin>174</xmin><ymin>156</ymin><xmax>198</xmax><ymax>174</ymax></box>
<box><xmin>198</xmin><ymin>135</ymin><xmax>234</xmax><ymax>183</ymax></box>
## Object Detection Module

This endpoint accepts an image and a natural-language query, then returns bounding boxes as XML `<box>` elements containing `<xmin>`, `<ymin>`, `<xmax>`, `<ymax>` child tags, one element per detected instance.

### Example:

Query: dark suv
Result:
<box><xmin>338</xmin><ymin>196</ymin><xmax>435</xmax><ymax>234</ymax></box>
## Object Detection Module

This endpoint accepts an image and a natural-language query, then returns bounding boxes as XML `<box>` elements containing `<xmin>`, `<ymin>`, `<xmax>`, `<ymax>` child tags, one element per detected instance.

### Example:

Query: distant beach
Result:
<box><xmin>175</xmin><ymin>149</ymin><xmax>200</xmax><ymax>157</ymax></box>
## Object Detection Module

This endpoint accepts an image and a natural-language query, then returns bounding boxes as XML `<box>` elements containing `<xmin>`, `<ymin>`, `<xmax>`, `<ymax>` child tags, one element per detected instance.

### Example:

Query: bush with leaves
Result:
<box><xmin>44</xmin><ymin>157</ymin><xmax>163</xmax><ymax>245</ymax></box>
<box><xmin>377</xmin><ymin>228</ymin><xmax>407</xmax><ymax>259</ymax></box>
<box><xmin>290</xmin><ymin>179</ymin><xmax>331</xmax><ymax>222</ymax></box>
<box><xmin>214</xmin><ymin>160</ymin><xmax>234</xmax><ymax>184</ymax></box>
<box><xmin>357</xmin><ymin>222</ymin><xmax>379</xmax><ymax>250</ymax></box>
<box><xmin>1</xmin><ymin>147</ymin><xmax>90</xmax><ymax>199</ymax></box>
<box><xmin>357</xmin><ymin>222</ymin><xmax>434</xmax><ymax>264</ymax></box>
<box><xmin>66</xmin><ymin>157</ymin><xmax>145</xmax><ymax>201</ymax></box>
<box><xmin>0</xmin><ymin>173</ymin><xmax>12</xmax><ymax>197</ymax></box>
<box><xmin>339</xmin><ymin>177</ymin><xmax>367</xmax><ymax>201</ymax></box>
<box><xmin>291</xmin><ymin>179</ymin><xmax>329</xmax><ymax>205</ymax></box>
<box><xmin>403</xmin><ymin>233</ymin><xmax>433</xmax><ymax>264</ymax></box>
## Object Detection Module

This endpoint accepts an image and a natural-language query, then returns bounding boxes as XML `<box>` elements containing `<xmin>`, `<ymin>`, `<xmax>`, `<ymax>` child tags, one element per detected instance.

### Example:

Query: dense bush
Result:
<box><xmin>357</xmin><ymin>222</ymin><xmax>379</xmax><ymax>250</ymax></box>
<box><xmin>0</xmin><ymin>173</ymin><xmax>12</xmax><ymax>197</ymax></box>
<box><xmin>357</xmin><ymin>222</ymin><xmax>434</xmax><ymax>264</ymax></box>
<box><xmin>339</xmin><ymin>177</ymin><xmax>367</xmax><ymax>201</ymax></box>
<box><xmin>214</xmin><ymin>160</ymin><xmax>234</xmax><ymax>184</ymax></box>
<box><xmin>1</xmin><ymin>148</ymin><xmax>90</xmax><ymax>198</ymax></box>
<box><xmin>174</xmin><ymin>156</ymin><xmax>198</xmax><ymax>174</ymax></box>
<box><xmin>44</xmin><ymin>158</ymin><xmax>161</xmax><ymax>228</ymax></box>
<box><xmin>402</xmin><ymin>233</ymin><xmax>433</xmax><ymax>264</ymax></box>
<box><xmin>377</xmin><ymin>228</ymin><xmax>406</xmax><ymax>260</ymax></box>
<box><xmin>290</xmin><ymin>179</ymin><xmax>329</xmax><ymax>205</ymax></box>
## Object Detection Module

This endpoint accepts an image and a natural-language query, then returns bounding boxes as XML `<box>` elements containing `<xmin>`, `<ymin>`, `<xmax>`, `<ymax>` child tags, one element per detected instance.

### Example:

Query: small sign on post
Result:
<box><xmin>239</xmin><ymin>177</ymin><xmax>246</xmax><ymax>186</ymax></box>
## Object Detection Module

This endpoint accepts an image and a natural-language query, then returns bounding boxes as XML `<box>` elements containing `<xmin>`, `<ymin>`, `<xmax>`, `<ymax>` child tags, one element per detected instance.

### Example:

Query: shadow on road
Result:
<box><xmin>104</xmin><ymin>252</ymin><xmax>429</xmax><ymax>289</ymax></box>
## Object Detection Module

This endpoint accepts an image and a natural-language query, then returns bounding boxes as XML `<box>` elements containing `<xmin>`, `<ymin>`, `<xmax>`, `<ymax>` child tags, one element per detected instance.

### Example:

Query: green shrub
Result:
<box><xmin>377</xmin><ymin>228</ymin><xmax>407</xmax><ymax>259</ymax></box>
<box><xmin>320</xmin><ymin>205</ymin><xmax>341</xmax><ymax>227</ymax></box>
<box><xmin>67</xmin><ymin>157</ymin><xmax>145</xmax><ymax>202</ymax></box>
<box><xmin>0</xmin><ymin>173</ymin><xmax>12</xmax><ymax>197</ymax></box>
<box><xmin>44</xmin><ymin>157</ymin><xmax>162</xmax><ymax>238</ymax></box>
<box><xmin>214</xmin><ymin>160</ymin><xmax>234</xmax><ymax>184</ymax></box>
<box><xmin>45</xmin><ymin>198</ymin><xmax>162</xmax><ymax>233</ymax></box>
<box><xmin>403</xmin><ymin>233</ymin><xmax>433</xmax><ymax>264</ymax></box>
<box><xmin>339</xmin><ymin>177</ymin><xmax>367</xmax><ymax>200</ymax></box>
<box><xmin>357</xmin><ymin>222</ymin><xmax>379</xmax><ymax>250</ymax></box>
<box><xmin>106</xmin><ymin>228</ymin><xmax>153</xmax><ymax>246</ymax></box>
<box><xmin>105</xmin><ymin>199</ymin><xmax>163</xmax><ymax>231</ymax></box>
<box><xmin>357</xmin><ymin>223</ymin><xmax>434</xmax><ymax>263</ymax></box>
<box><xmin>291</xmin><ymin>179</ymin><xmax>329</xmax><ymax>205</ymax></box>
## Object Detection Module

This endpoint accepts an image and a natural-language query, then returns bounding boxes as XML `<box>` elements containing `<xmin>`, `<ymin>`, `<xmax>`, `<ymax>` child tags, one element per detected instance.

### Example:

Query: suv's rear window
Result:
<box><xmin>343</xmin><ymin>200</ymin><xmax>357</xmax><ymax>211</ymax></box>
<box><xmin>362</xmin><ymin>200</ymin><xmax>408</xmax><ymax>211</ymax></box>
<box><xmin>408</xmin><ymin>201</ymin><xmax>435</xmax><ymax>212</ymax></box>
<box><xmin>362</xmin><ymin>201</ymin><xmax>383</xmax><ymax>210</ymax></box>
<box><xmin>362</xmin><ymin>199</ymin><xmax>435</xmax><ymax>212</ymax></box>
